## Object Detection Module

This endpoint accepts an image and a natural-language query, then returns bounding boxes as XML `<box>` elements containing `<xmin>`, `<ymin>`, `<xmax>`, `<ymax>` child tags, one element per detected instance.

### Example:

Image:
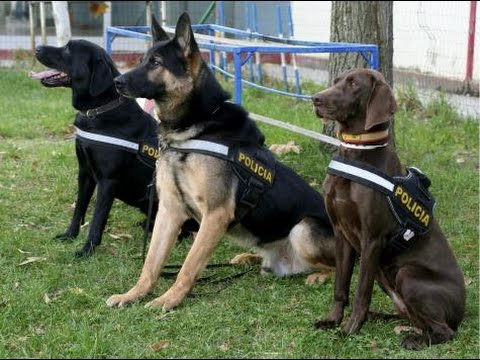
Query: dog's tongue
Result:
<box><xmin>29</xmin><ymin>69</ymin><xmax>61</xmax><ymax>80</ymax></box>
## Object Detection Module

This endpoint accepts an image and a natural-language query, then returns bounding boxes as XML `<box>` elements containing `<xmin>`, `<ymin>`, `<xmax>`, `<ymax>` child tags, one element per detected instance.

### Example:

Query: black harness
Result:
<box><xmin>74</xmin><ymin>126</ymin><xmax>159</xmax><ymax>169</ymax></box>
<box><xmin>167</xmin><ymin>138</ymin><xmax>275</xmax><ymax>222</ymax></box>
<box><xmin>327</xmin><ymin>155</ymin><xmax>436</xmax><ymax>256</ymax></box>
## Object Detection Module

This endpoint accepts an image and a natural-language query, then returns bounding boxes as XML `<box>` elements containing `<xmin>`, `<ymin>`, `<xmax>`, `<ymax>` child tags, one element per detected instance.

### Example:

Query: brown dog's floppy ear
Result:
<box><xmin>151</xmin><ymin>14</ymin><xmax>169</xmax><ymax>42</ymax></box>
<box><xmin>365</xmin><ymin>79</ymin><xmax>397</xmax><ymax>130</ymax></box>
<box><xmin>89</xmin><ymin>60</ymin><xmax>113</xmax><ymax>97</ymax></box>
<box><xmin>174</xmin><ymin>12</ymin><xmax>198</xmax><ymax>58</ymax></box>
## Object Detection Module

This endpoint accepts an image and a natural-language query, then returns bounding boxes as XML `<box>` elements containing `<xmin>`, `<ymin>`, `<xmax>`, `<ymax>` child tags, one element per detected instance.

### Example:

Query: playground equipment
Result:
<box><xmin>105</xmin><ymin>23</ymin><xmax>379</xmax><ymax>105</ymax></box>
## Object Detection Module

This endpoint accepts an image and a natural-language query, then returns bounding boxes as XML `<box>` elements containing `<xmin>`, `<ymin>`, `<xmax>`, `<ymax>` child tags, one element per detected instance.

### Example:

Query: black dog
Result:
<box><xmin>31</xmin><ymin>40</ymin><xmax>163</xmax><ymax>257</ymax></box>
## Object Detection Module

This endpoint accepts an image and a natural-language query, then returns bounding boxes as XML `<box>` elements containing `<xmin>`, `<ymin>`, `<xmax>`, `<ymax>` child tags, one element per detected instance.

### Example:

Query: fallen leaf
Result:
<box><xmin>80</xmin><ymin>222</ymin><xmax>90</xmax><ymax>229</ymax></box>
<box><xmin>269</xmin><ymin>141</ymin><xmax>302</xmax><ymax>155</ymax></box>
<box><xmin>464</xmin><ymin>276</ymin><xmax>473</xmax><ymax>286</ymax></box>
<box><xmin>89</xmin><ymin>1</ymin><xmax>109</xmax><ymax>17</ymax></box>
<box><xmin>150</xmin><ymin>340</ymin><xmax>170</xmax><ymax>352</ymax></box>
<box><xmin>69</xmin><ymin>287</ymin><xmax>85</xmax><ymax>295</ymax></box>
<box><xmin>393</xmin><ymin>325</ymin><xmax>422</xmax><ymax>336</ymax></box>
<box><xmin>155</xmin><ymin>311</ymin><xmax>175</xmax><ymax>321</ymax></box>
<box><xmin>218</xmin><ymin>339</ymin><xmax>232</xmax><ymax>352</ymax></box>
<box><xmin>17</xmin><ymin>249</ymin><xmax>32</xmax><ymax>254</ymax></box>
<box><xmin>108</xmin><ymin>233</ymin><xmax>133</xmax><ymax>240</ymax></box>
<box><xmin>18</xmin><ymin>257</ymin><xmax>47</xmax><ymax>266</ymax></box>
<box><xmin>43</xmin><ymin>293</ymin><xmax>51</xmax><ymax>304</ymax></box>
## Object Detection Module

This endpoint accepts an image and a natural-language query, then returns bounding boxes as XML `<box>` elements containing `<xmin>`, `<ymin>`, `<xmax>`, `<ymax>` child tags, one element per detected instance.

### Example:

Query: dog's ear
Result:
<box><xmin>151</xmin><ymin>14</ymin><xmax>169</xmax><ymax>42</ymax></box>
<box><xmin>365</xmin><ymin>80</ymin><xmax>397</xmax><ymax>130</ymax></box>
<box><xmin>174</xmin><ymin>12</ymin><xmax>198</xmax><ymax>58</ymax></box>
<box><xmin>89</xmin><ymin>59</ymin><xmax>114</xmax><ymax>97</ymax></box>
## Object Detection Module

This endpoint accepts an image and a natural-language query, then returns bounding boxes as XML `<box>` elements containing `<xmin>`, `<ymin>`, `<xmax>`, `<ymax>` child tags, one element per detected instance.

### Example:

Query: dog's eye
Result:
<box><xmin>150</xmin><ymin>57</ymin><xmax>162</xmax><ymax>67</ymax></box>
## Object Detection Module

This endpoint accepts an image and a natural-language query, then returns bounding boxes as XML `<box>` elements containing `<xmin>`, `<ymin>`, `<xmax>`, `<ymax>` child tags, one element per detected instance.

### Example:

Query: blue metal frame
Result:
<box><xmin>105</xmin><ymin>24</ymin><xmax>379</xmax><ymax>104</ymax></box>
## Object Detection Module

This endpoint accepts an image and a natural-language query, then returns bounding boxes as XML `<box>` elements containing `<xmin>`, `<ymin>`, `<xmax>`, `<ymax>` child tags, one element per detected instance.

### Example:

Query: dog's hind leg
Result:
<box><xmin>145</xmin><ymin>206</ymin><xmax>234</xmax><ymax>310</ymax></box>
<box><xmin>106</xmin><ymin>202</ymin><xmax>188</xmax><ymax>308</ymax></box>
<box><xmin>396</xmin><ymin>266</ymin><xmax>459</xmax><ymax>350</ymax></box>
<box><xmin>55</xmin><ymin>168</ymin><xmax>95</xmax><ymax>241</ymax></box>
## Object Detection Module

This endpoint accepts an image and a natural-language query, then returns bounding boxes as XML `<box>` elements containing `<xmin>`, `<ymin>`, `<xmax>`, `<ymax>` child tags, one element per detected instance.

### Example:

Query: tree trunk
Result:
<box><xmin>324</xmin><ymin>1</ymin><xmax>395</xmax><ymax>148</ymax></box>
<box><xmin>51</xmin><ymin>1</ymin><xmax>71</xmax><ymax>46</ymax></box>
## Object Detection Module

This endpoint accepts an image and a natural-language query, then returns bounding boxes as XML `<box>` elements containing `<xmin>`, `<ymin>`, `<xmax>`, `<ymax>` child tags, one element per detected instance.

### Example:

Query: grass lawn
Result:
<box><xmin>0</xmin><ymin>68</ymin><xmax>478</xmax><ymax>358</ymax></box>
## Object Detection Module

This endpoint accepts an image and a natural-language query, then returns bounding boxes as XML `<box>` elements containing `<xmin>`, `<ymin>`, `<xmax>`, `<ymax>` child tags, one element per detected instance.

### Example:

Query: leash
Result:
<box><xmin>142</xmin><ymin>176</ymin><xmax>157</xmax><ymax>263</ymax></box>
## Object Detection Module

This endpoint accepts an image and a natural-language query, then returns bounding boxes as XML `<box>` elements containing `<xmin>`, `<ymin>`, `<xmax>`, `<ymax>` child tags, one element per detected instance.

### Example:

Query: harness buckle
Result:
<box><xmin>239</xmin><ymin>177</ymin><xmax>264</xmax><ymax>208</ymax></box>
<box><xmin>85</xmin><ymin>109</ymin><xmax>97</xmax><ymax>118</ymax></box>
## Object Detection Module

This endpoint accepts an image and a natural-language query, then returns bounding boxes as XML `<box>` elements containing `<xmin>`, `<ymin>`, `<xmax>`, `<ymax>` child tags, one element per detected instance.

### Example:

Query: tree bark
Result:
<box><xmin>325</xmin><ymin>1</ymin><xmax>395</xmax><ymax>148</ymax></box>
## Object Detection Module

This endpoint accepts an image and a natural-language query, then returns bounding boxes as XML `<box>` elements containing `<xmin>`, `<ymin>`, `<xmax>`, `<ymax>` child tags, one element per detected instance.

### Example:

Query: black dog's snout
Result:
<box><xmin>35</xmin><ymin>46</ymin><xmax>44</xmax><ymax>56</ymax></box>
<box><xmin>113</xmin><ymin>76</ymin><xmax>127</xmax><ymax>91</ymax></box>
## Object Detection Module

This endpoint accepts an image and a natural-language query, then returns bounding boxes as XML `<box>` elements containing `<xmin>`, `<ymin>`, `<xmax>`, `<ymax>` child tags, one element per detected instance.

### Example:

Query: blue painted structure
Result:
<box><xmin>105</xmin><ymin>24</ymin><xmax>379</xmax><ymax>104</ymax></box>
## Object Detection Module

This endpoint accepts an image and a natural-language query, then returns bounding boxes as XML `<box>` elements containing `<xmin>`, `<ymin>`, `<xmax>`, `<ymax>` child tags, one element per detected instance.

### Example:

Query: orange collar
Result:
<box><xmin>339</xmin><ymin>129</ymin><xmax>389</xmax><ymax>145</ymax></box>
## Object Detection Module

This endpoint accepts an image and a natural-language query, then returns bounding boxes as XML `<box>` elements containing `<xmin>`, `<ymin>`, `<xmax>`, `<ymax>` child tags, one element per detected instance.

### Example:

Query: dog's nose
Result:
<box><xmin>113</xmin><ymin>76</ymin><xmax>127</xmax><ymax>91</ymax></box>
<box><xmin>312</xmin><ymin>94</ymin><xmax>324</xmax><ymax>106</ymax></box>
<box><xmin>35</xmin><ymin>46</ymin><xmax>44</xmax><ymax>56</ymax></box>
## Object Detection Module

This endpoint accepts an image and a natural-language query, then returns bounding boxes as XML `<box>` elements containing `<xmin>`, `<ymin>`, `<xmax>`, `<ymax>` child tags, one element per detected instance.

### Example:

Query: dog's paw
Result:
<box><xmin>106</xmin><ymin>294</ymin><xmax>133</xmax><ymax>308</ymax></box>
<box><xmin>306</xmin><ymin>272</ymin><xmax>332</xmax><ymax>286</ymax></box>
<box><xmin>341</xmin><ymin>316</ymin><xmax>363</xmax><ymax>336</ymax></box>
<box><xmin>230</xmin><ymin>253</ymin><xmax>262</xmax><ymax>265</ymax></box>
<box><xmin>54</xmin><ymin>232</ymin><xmax>77</xmax><ymax>241</ymax></box>
<box><xmin>74</xmin><ymin>246</ymin><xmax>95</xmax><ymax>258</ymax></box>
<box><xmin>145</xmin><ymin>291</ymin><xmax>183</xmax><ymax>311</ymax></box>
<box><xmin>314</xmin><ymin>319</ymin><xmax>338</xmax><ymax>330</ymax></box>
<box><xmin>400</xmin><ymin>334</ymin><xmax>426</xmax><ymax>350</ymax></box>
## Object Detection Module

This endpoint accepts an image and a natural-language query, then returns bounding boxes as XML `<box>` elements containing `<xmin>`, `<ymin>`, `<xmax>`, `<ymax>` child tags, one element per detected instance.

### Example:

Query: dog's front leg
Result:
<box><xmin>145</xmin><ymin>207</ymin><xmax>232</xmax><ymax>310</ymax></box>
<box><xmin>315</xmin><ymin>235</ymin><xmax>355</xmax><ymax>329</ymax></box>
<box><xmin>56</xmin><ymin>167</ymin><xmax>95</xmax><ymax>241</ymax></box>
<box><xmin>74</xmin><ymin>180</ymin><xmax>116</xmax><ymax>257</ymax></box>
<box><xmin>342</xmin><ymin>238</ymin><xmax>381</xmax><ymax>335</ymax></box>
<box><xmin>106</xmin><ymin>203</ymin><xmax>186</xmax><ymax>307</ymax></box>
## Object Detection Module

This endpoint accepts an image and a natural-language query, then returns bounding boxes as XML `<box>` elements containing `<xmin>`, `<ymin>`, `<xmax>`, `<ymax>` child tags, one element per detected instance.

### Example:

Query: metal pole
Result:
<box><xmin>146</xmin><ymin>1</ymin><xmax>152</xmax><ymax>47</ymax></box>
<box><xmin>253</xmin><ymin>3</ymin><xmax>262</xmax><ymax>84</ymax></box>
<box><xmin>29</xmin><ymin>2</ymin><xmax>35</xmax><ymax>51</ymax></box>
<box><xmin>39</xmin><ymin>1</ymin><xmax>46</xmax><ymax>45</ymax></box>
<box><xmin>465</xmin><ymin>0</ymin><xmax>477</xmax><ymax>83</ymax></box>
<box><xmin>287</xmin><ymin>4</ymin><xmax>301</xmax><ymax>95</ymax></box>
<box><xmin>233</xmin><ymin>50</ymin><xmax>243</xmax><ymax>104</ymax></box>
<box><xmin>161</xmin><ymin>1</ymin><xmax>167</xmax><ymax>26</ymax></box>
<box><xmin>102</xmin><ymin>2</ymin><xmax>112</xmax><ymax>47</ymax></box>
<box><xmin>276</xmin><ymin>6</ymin><xmax>288</xmax><ymax>91</ymax></box>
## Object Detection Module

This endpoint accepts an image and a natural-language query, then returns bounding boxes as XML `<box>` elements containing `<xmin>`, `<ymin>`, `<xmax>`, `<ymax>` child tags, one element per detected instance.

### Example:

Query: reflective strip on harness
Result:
<box><xmin>328</xmin><ymin>160</ymin><xmax>395</xmax><ymax>193</ymax></box>
<box><xmin>75</xmin><ymin>127</ymin><xmax>158</xmax><ymax>168</ymax></box>
<box><xmin>170</xmin><ymin>139</ymin><xmax>229</xmax><ymax>157</ymax></box>
<box><xmin>75</xmin><ymin>127</ymin><xmax>139</xmax><ymax>152</ymax></box>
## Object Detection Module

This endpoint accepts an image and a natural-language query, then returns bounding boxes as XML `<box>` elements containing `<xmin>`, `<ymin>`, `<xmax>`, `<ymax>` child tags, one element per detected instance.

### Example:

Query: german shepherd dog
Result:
<box><xmin>107</xmin><ymin>13</ymin><xmax>335</xmax><ymax>310</ymax></box>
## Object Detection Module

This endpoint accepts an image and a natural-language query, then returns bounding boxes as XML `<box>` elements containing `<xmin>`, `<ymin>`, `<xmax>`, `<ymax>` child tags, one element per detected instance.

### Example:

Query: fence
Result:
<box><xmin>0</xmin><ymin>1</ymin><xmax>478</xmax><ymax>117</ymax></box>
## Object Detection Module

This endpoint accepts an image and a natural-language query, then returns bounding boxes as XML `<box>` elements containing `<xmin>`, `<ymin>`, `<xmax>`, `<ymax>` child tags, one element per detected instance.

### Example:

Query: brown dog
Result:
<box><xmin>312</xmin><ymin>68</ymin><xmax>465</xmax><ymax>350</ymax></box>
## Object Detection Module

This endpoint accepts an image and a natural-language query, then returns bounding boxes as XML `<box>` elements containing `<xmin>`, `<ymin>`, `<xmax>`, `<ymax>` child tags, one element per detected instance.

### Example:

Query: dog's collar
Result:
<box><xmin>79</xmin><ymin>96</ymin><xmax>127</xmax><ymax>119</ymax></box>
<box><xmin>339</xmin><ymin>129</ymin><xmax>389</xmax><ymax>149</ymax></box>
<box><xmin>154</xmin><ymin>100</ymin><xmax>229</xmax><ymax>122</ymax></box>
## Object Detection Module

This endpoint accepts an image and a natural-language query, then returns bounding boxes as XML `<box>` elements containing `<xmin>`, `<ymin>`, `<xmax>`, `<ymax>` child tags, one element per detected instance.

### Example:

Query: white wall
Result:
<box><xmin>291</xmin><ymin>1</ymin><xmax>479</xmax><ymax>81</ymax></box>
